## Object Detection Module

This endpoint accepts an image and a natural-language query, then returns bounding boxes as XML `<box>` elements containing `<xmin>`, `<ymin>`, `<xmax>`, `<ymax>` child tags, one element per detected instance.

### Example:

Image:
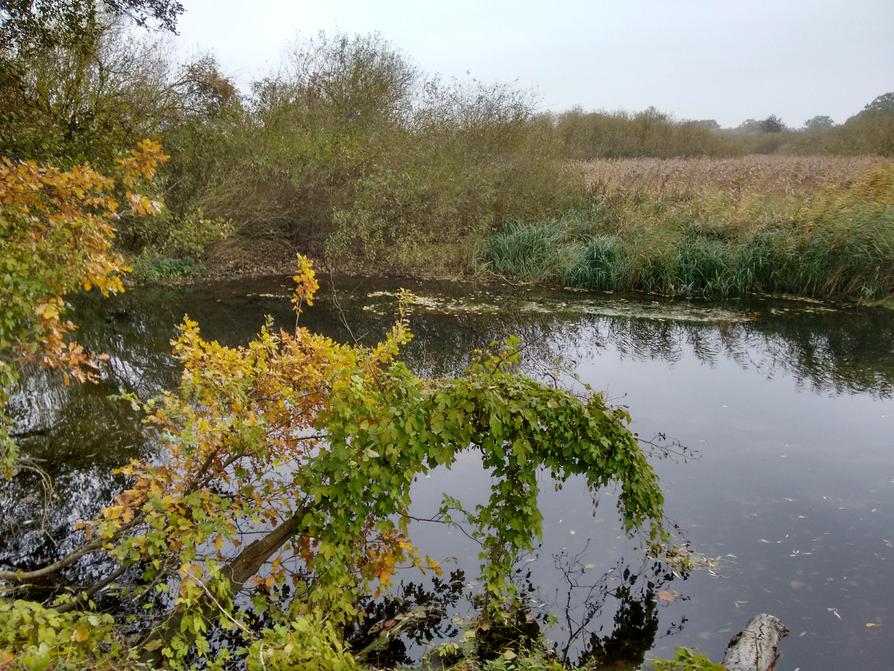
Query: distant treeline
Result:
<box><xmin>549</xmin><ymin>100</ymin><xmax>894</xmax><ymax>159</ymax></box>
<box><xmin>1</xmin><ymin>19</ymin><xmax>892</xmax><ymax>290</ymax></box>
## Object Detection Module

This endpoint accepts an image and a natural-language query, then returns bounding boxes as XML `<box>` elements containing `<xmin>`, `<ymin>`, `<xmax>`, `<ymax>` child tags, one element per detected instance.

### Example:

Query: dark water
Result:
<box><xmin>2</xmin><ymin>276</ymin><xmax>893</xmax><ymax>670</ymax></box>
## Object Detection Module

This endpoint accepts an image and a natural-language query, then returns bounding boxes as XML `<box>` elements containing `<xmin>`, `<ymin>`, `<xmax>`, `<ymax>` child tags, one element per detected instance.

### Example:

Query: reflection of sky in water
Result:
<box><xmin>3</xmin><ymin>276</ymin><xmax>893</xmax><ymax>669</ymax></box>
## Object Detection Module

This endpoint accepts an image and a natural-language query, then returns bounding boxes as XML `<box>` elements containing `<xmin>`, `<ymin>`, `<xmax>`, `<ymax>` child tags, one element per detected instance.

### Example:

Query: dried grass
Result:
<box><xmin>576</xmin><ymin>155</ymin><xmax>892</xmax><ymax>196</ymax></box>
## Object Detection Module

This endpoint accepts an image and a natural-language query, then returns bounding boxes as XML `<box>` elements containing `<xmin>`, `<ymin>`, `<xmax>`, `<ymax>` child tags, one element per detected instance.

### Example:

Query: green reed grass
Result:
<box><xmin>488</xmin><ymin>164</ymin><xmax>894</xmax><ymax>301</ymax></box>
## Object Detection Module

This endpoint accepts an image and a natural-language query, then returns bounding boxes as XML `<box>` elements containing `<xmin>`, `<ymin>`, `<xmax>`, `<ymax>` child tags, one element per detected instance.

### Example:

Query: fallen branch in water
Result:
<box><xmin>723</xmin><ymin>613</ymin><xmax>788</xmax><ymax>671</ymax></box>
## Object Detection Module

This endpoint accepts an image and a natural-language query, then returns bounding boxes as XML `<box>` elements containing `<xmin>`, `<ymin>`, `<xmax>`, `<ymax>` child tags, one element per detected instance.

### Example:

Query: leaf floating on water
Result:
<box><xmin>657</xmin><ymin>590</ymin><xmax>676</xmax><ymax>603</ymax></box>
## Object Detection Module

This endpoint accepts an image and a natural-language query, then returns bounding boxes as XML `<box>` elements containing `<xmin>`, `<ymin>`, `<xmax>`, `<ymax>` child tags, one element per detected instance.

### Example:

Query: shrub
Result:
<box><xmin>163</xmin><ymin>33</ymin><xmax>584</xmax><ymax>273</ymax></box>
<box><xmin>131</xmin><ymin>252</ymin><xmax>204</xmax><ymax>282</ymax></box>
<box><xmin>554</xmin><ymin>107</ymin><xmax>744</xmax><ymax>159</ymax></box>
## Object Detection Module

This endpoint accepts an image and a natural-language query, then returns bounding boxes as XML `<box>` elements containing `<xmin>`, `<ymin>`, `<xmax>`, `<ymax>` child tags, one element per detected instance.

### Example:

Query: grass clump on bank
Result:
<box><xmin>489</xmin><ymin>160</ymin><xmax>894</xmax><ymax>301</ymax></box>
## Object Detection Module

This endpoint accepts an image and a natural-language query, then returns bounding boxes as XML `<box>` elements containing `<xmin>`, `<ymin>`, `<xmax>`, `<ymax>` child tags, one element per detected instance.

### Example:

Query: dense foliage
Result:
<box><xmin>0</xmin><ymin>139</ymin><xmax>167</xmax><ymax>473</ymax></box>
<box><xmin>0</xmin><ymin>186</ymin><xmax>665</xmax><ymax>666</ymax></box>
<box><xmin>162</xmin><ymin>34</ymin><xmax>581</xmax><ymax>276</ymax></box>
<box><xmin>552</xmin><ymin>94</ymin><xmax>894</xmax><ymax>160</ymax></box>
<box><xmin>0</xmin><ymin>0</ymin><xmax>183</xmax><ymax>52</ymax></box>
<box><xmin>3</xmin><ymin>15</ymin><xmax>891</xmax><ymax>288</ymax></box>
<box><xmin>554</xmin><ymin>108</ymin><xmax>741</xmax><ymax>159</ymax></box>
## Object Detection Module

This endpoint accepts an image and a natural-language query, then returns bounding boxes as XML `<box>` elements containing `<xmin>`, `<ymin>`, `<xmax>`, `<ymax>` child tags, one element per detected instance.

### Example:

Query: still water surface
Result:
<box><xmin>2</xmin><ymin>276</ymin><xmax>892</xmax><ymax>669</ymax></box>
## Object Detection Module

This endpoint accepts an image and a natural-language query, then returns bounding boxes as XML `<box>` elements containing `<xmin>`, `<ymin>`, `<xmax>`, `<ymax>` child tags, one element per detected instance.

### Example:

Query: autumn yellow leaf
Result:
<box><xmin>657</xmin><ymin>590</ymin><xmax>677</xmax><ymax>603</ymax></box>
<box><xmin>71</xmin><ymin>625</ymin><xmax>90</xmax><ymax>642</ymax></box>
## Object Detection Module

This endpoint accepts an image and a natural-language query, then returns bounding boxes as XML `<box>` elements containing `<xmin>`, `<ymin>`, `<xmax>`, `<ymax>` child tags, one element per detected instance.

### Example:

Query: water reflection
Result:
<box><xmin>2</xmin><ymin>276</ymin><xmax>893</xmax><ymax>669</ymax></box>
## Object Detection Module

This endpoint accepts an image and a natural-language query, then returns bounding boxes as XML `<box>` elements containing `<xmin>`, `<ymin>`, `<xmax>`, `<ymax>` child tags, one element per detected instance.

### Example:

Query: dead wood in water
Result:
<box><xmin>723</xmin><ymin>613</ymin><xmax>789</xmax><ymax>671</ymax></box>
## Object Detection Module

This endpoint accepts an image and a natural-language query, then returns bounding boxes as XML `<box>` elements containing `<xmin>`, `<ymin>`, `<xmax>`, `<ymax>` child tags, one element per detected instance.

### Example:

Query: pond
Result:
<box><xmin>2</xmin><ymin>275</ymin><xmax>893</xmax><ymax>670</ymax></box>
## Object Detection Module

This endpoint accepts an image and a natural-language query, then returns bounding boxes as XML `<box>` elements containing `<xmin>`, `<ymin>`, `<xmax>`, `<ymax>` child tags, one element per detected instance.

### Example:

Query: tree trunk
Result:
<box><xmin>140</xmin><ymin>509</ymin><xmax>308</xmax><ymax>664</ymax></box>
<box><xmin>723</xmin><ymin>613</ymin><xmax>788</xmax><ymax>671</ymax></box>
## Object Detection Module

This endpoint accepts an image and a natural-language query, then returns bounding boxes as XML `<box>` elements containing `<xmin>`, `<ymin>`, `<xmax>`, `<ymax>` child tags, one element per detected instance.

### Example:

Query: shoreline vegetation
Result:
<box><xmin>1</xmin><ymin>25</ymin><xmax>892</xmax><ymax>304</ymax></box>
<box><xmin>0</xmin><ymin>7</ymin><xmax>892</xmax><ymax>669</ymax></box>
<box><xmin>136</xmin><ymin>154</ymin><xmax>894</xmax><ymax>307</ymax></box>
<box><xmin>488</xmin><ymin>156</ymin><xmax>894</xmax><ymax>302</ymax></box>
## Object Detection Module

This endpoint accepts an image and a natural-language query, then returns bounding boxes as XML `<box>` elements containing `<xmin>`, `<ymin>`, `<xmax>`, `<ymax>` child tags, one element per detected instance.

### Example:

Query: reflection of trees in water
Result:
<box><xmin>4</xmin><ymin>281</ymin><xmax>890</xmax><ymax>636</ymax></box>
<box><xmin>345</xmin><ymin>570</ymin><xmax>467</xmax><ymax>666</ymax></box>
<box><xmin>402</xmin><ymin>306</ymin><xmax>894</xmax><ymax>399</ymax></box>
<box><xmin>542</xmin><ymin>544</ymin><xmax>685</xmax><ymax>668</ymax></box>
<box><xmin>199</xmin><ymin>571</ymin><xmax>468</xmax><ymax>669</ymax></box>
<box><xmin>337</xmin><ymin>543</ymin><xmax>684</xmax><ymax>668</ymax></box>
<box><xmin>57</xmin><ymin>281</ymin><xmax>894</xmax><ymax>403</ymax></box>
<box><xmin>588</xmin><ymin>306</ymin><xmax>894</xmax><ymax>398</ymax></box>
<box><xmin>0</xmin><ymin>464</ymin><xmax>126</xmax><ymax>586</ymax></box>
<box><xmin>2</xmin><ymin>294</ymin><xmax>176</xmax><ymax>574</ymax></box>
<box><xmin>7</xmin><ymin>284</ymin><xmax>891</xmax><ymax>576</ymax></box>
<box><xmin>0</xmin><ymin>371</ymin><xmax>148</xmax><ymax>573</ymax></box>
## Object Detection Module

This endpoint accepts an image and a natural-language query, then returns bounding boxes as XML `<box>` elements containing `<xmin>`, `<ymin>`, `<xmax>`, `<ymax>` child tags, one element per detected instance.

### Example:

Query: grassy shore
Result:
<box><xmin>129</xmin><ymin>155</ymin><xmax>894</xmax><ymax>306</ymax></box>
<box><xmin>488</xmin><ymin>156</ymin><xmax>894</xmax><ymax>301</ymax></box>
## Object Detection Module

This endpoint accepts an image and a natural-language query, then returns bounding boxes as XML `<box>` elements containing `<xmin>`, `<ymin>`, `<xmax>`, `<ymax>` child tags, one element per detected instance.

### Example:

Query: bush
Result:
<box><xmin>162</xmin><ymin>33</ymin><xmax>584</xmax><ymax>274</ymax></box>
<box><xmin>131</xmin><ymin>252</ymin><xmax>204</xmax><ymax>282</ymax></box>
<box><xmin>554</xmin><ymin>107</ymin><xmax>744</xmax><ymax>159</ymax></box>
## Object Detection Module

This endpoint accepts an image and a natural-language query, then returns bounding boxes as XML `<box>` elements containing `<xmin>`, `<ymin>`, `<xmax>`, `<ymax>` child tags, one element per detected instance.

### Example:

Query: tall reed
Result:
<box><xmin>489</xmin><ymin>161</ymin><xmax>894</xmax><ymax>301</ymax></box>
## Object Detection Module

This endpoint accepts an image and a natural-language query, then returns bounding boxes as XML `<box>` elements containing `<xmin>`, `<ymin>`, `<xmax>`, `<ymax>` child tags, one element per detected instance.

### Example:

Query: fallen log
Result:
<box><xmin>723</xmin><ymin>613</ymin><xmax>789</xmax><ymax>671</ymax></box>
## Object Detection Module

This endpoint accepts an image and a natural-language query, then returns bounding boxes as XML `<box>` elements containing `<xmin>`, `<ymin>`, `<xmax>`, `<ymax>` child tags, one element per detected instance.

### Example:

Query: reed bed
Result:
<box><xmin>488</xmin><ymin>157</ymin><xmax>894</xmax><ymax>301</ymax></box>
<box><xmin>578</xmin><ymin>155</ymin><xmax>890</xmax><ymax>195</ymax></box>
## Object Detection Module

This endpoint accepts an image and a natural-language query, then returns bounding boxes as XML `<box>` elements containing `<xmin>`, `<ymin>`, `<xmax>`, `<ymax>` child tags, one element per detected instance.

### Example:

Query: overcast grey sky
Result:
<box><xmin>173</xmin><ymin>0</ymin><xmax>893</xmax><ymax>128</ymax></box>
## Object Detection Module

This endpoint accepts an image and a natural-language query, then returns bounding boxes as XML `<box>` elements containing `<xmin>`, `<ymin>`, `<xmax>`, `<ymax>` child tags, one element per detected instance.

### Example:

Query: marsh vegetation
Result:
<box><xmin>1</xmin><ymin>13</ymin><xmax>892</xmax><ymax>299</ymax></box>
<box><xmin>1</xmin><ymin>3</ymin><xmax>893</xmax><ymax>669</ymax></box>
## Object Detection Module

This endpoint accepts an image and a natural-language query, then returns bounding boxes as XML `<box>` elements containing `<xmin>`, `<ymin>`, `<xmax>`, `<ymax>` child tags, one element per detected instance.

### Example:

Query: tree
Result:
<box><xmin>175</xmin><ymin>55</ymin><xmax>239</xmax><ymax>118</ymax></box>
<box><xmin>803</xmin><ymin>115</ymin><xmax>834</xmax><ymax>131</ymax></box>
<box><xmin>736</xmin><ymin>116</ymin><xmax>786</xmax><ymax>133</ymax></box>
<box><xmin>0</xmin><ymin>247</ymin><xmax>665</xmax><ymax>667</ymax></box>
<box><xmin>692</xmin><ymin>119</ymin><xmax>720</xmax><ymax>130</ymax></box>
<box><xmin>736</xmin><ymin>118</ymin><xmax>762</xmax><ymax>133</ymax></box>
<box><xmin>860</xmin><ymin>91</ymin><xmax>894</xmax><ymax>117</ymax></box>
<box><xmin>1</xmin><ymin>0</ymin><xmax>184</xmax><ymax>53</ymax></box>
<box><xmin>0</xmin><ymin>18</ymin><xmax>179</xmax><ymax>166</ymax></box>
<box><xmin>838</xmin><ymin>92</ymin><xmax>894</xmax><ymax>155</ymax></box>
<box><xmin>0</xmin><ymin>139</ymin><xmax>168</xmax><ymax>474</ymax></box>
<box><xmin>758</xmin><ymin>115</ymin><xmax>785</xmax><ymax>133</ymax></box>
